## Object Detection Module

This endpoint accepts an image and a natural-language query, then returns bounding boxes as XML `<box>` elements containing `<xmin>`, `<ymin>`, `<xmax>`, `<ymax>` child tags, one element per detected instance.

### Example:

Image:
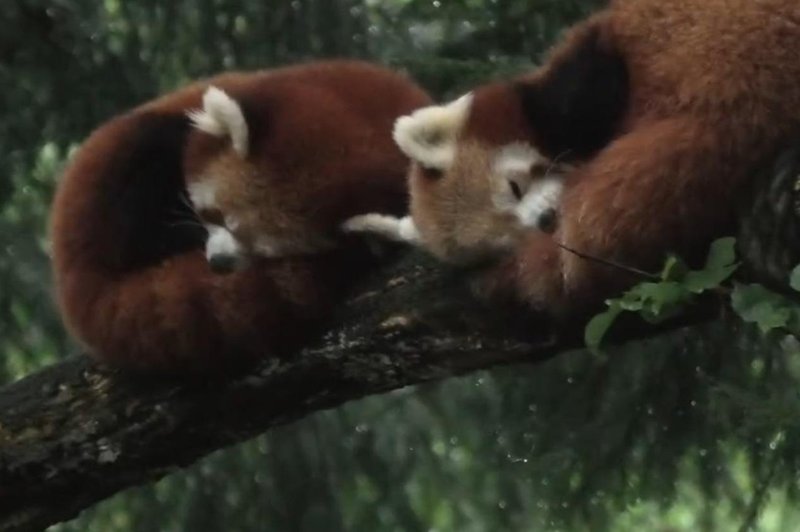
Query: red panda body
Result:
<box><xmin>365</xmin><ymin>0</ymin><xmax>800</xmax><ymax>318</ymax></box>
<box><xmin>505</xmin><ymin>0</ymin><xmax>800</xmax><ymax>315</ymax></box>
<box><xmin>50</xmin><ymin>60</ymin><xmax>431</xmax><ymax>373</ymax></box>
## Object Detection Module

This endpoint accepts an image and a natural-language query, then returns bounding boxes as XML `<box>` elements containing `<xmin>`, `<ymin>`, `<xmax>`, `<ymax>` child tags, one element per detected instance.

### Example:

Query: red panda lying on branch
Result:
<box><xmin>346</xmin><ymin>0</ymin><xmax>800</xmax><ymax>318</ymax></box>
<box><xmin>50</xmin><ymin>61</ymin><xmax>431</xmax><ymax>373</ymax></box>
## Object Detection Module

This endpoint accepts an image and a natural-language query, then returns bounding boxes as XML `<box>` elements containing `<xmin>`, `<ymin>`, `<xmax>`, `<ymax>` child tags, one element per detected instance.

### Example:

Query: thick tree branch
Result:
<box><xmin>0</xmin><ymin>254</ymin><xmax>572</xmax><ymax>532</ymax></box>
<box><xmin>1</xmin><ymin>141</ymin><xmax>799</xmax><ymax>532</ymax></box>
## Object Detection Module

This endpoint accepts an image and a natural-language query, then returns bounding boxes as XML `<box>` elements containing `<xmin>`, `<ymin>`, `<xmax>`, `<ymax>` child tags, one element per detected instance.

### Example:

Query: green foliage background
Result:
<box><xmin>3</xmin><ymin>1</ymin><xmax>800</xmax><ymax>530</ymax></box>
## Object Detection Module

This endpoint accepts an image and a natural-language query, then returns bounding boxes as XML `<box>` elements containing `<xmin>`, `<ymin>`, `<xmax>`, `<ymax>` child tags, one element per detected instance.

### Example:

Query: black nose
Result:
<box><xmin>208</xmin><ymin>253</ymin><xmax>239</xmax><ymax>274</ymax></box>
<box><xmin>537</xmin><ymin>208</ymin><xmax>558</xmax><ymax>233</ymax></box>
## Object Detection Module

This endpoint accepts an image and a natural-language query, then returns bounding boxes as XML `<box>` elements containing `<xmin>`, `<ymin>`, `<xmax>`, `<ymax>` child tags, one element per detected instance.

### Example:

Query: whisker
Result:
<box><xmin>168</xmin><ymin>220</ymin><xmax>207</xmax><ymax>229</ymax></box>
<box><xmin>167</xmin><ymin>208</ymin><xmax>201</xmax><ymax>221</ymax></box>
<box><xmin>544</xmin><ymin>149</ymin><xmax>573</xmax><ymax>180</ymax></box>
<box><xmin>178</xmin><ymin>191</ymin><xmax>200</xmax><ymax>216</ymax></box>
<box><xmin>166</xmin><ymin>207</ymin><xmax>206</xmax><ymax>229</ymax></box>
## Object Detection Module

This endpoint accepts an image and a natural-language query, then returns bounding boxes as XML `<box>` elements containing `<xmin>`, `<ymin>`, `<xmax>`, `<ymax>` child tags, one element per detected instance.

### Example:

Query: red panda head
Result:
<box><xmin>396</xmin><ymin>84</ymin><xmax>573</xmax><ymax>210</ymax></box>
<box><xmin>392</xmin><ymin>27</ymin><xmax>628</xmax><ymax>263</ymax></box>
<box><xmin>392</xmin><ymin>85</ymin><xmax>572</xmax><ymax>264</ymax></box>
<box><xmin>183</xmin><ymin>87</ymin><xmax>335</xmax><ymax>274</ymax></box>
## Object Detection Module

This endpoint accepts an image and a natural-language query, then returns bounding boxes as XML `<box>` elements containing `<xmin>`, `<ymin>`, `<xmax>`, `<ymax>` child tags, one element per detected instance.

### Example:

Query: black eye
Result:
<box><xmin>508</xmin><ymin>180</ymin><xmax>523</xmax><ymax>200</ymax></box>
<box><xmin>530</xmin><ymin>162</ymin><xmax>549</xmax><ymax>177</ymax></box>
<box><xmin>421</xmin><ymin>166</ymin><xmax>443</xmax><ymax>180</ymax></box>
<box><xmin>198</xmin><ymin>208</ymin><xmax>225</xmax><ymax>226</ymax></box>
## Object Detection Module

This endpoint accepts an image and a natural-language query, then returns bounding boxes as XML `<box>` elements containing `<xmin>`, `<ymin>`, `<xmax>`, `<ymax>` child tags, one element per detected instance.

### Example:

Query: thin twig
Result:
<box><xmin>544</xmin><ymin>149</ymin><xmax>573</xmax><ymax>180</ymax></box>
<box><xmin>553</xmin><ymin>240</ymin><xmax>660</xmax><ymax>280</ymax></box>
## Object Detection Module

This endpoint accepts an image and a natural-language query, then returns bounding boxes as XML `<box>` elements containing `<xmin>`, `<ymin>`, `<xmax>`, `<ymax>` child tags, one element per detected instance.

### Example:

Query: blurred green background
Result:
<box><xmin>3</xmin><ymin>1</ymin><xmax>800</xmax><ymax>530</ymax></box>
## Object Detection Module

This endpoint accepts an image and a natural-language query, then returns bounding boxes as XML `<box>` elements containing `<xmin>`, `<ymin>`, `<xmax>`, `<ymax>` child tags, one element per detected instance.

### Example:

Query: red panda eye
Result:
<box><xmin>508</xmin><ymin>180</ymin><xmax>523</xmax><ymax>200</ymax></box>
<box><xmin>529</xmin><ymin>162</ymin><xmax>549</xmax><ymax>176</ymax></box>
<box><xmin>421</xmin><ymin>166</ymin><xmax>443</xmax><ymax>180</ymax></box>
<box><xmin>199</xmin><ymin>208</ymin><xmax>225</xmax><ymax>226</ymax></box>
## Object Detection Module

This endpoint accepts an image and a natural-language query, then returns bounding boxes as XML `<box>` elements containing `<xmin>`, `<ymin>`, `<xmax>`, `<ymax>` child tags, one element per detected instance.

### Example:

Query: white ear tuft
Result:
<box><xmin>187</xmin><ymin>86</ymin><xmax>249</xmax><ymax>157</ymax></box>
<box><xmin>392</xmin><ymin>93</ymin><xmax>473</xmax><ymax>170</ymax></box>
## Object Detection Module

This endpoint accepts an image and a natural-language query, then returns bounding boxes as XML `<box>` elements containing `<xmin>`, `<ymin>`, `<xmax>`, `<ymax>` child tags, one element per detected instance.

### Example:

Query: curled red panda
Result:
<box><xmin>344</xmin><ymin>97</ymin><xmax>573</xmax><ymax>265</ymax></box>
<box><xmin>50</xmin><ymin>60</ymin><xmax>431</xmax><ymax>373</ymax></box>
<box><xmin>347</xmin><ymin>0</ymin><xmax>800</xmax><ymax>319</ymax></box>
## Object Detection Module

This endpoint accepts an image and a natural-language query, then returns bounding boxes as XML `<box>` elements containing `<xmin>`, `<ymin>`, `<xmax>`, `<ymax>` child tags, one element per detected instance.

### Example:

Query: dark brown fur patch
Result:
<box><xmin>514</xmin><ymin>19</ymin><xmax>628</xmax><ymax>160</ymax></box>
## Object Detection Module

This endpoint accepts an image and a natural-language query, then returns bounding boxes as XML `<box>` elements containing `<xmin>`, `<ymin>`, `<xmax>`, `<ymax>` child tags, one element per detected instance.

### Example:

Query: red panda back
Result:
<box><xmin>362</xmin><ymin>0</ymin><xmax>800</xmax><ymax>320</ymax></box>
<box><xmin>50</xmin><ymin>61</ymin><xmax>431</xmax><ymax>373</ymax></box>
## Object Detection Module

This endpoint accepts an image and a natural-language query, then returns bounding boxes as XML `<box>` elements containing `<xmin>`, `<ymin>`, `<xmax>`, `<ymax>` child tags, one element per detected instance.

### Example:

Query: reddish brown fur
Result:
<box><xmin>426</xmin><ymin>0</ymin><xmax>800</xmax><ymax>317</ymax></box>
<box><xmin>184</xmin><ymin>63</ymin><xmax>429</xmax><ymax>248</ymax></box>
<box><xmin>50</xmin><ymin>60</ymin><xmax>431</xmax><ymax>373</ymax></box>
<box><xmin>409</xmin><ymin>141</ymin><xmax>566</xmax><ymax>263</ymax></box>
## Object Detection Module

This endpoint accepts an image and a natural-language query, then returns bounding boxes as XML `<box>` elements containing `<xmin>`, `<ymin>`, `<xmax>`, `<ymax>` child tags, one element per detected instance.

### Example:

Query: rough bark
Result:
<box><xmin>0</xmin><ymin>254</ymin><xmax>566</xmax><ymax>532</ymax></box>
<box><xmin>1</xmin><ymin>141</ymin><xmax>799</xmax><ymax>532</ymax></box>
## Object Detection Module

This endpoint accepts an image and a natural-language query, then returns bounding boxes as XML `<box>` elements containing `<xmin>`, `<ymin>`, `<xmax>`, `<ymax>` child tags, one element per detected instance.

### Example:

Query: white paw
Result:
<box><xmin>397</xmin><ymin>216</ymin><xmax>420</xmax><ymax>242</ymax></box>
<box><xmin>342</xmin><ymin>214</ymin><xmax>419</xmax><ymax>244</ymax></box>
<box><xmin>342</xmin><ymin>214</ymin><xmax>390</xmax><ymax>234</ymax></box>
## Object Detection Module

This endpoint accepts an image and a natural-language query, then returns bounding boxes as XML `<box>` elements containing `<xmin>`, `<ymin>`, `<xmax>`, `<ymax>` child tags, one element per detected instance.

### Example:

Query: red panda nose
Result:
<box><xmin>208</xmin><ymin>253</ymin><xmax>239</xmax><ymax>275</ymax></box>
<box><xmin>537</xmin><ymin>208</ymin><xmax>558</xmax><ymax>233</ymax></box>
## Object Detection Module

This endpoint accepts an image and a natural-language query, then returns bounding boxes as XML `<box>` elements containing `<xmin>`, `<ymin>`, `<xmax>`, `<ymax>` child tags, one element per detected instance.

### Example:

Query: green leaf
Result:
<box><xmin>616</xmin><ymin>288</ymin><xmax>645</xmax><ymax>312</ymax></box>
<box><xmin>790</xmin><ymin>264</ymin><xmax>800</xmax><ymax>292</ymax></box>
<box><xmin>679</xmin><ymin>237</ymin><xmax>738</xmax><ymax>293</ymax></box>
<box><xmin>629</xmin><ymin>282</ymin><xmax>690</xmax><ymax>323</ymax></box>
<box><xmin>585</xmin><ymin>303</ymin><xmax>623</xmax><ymax>352</ymax></box>
<box><xmin>731</xmin><ymin>283</ymin><xmax>792</xmax><ymax>334</ymax></box>
<box><xmin>704</xmin><ymin>237</ymin><xmax>737</xmax><ymax>271</ymax></box>
<box><xmin>660</xmin><ymin>255</ymin><xmax>688</xmax><ymax>281</ymax></box>
<box><xmin>731</xmin><ymin>283</ymin><xmax>778</xmax><ymax>314</ymax></box>
<box><xmin>750</xmin><ymin>303</ymin><xmax>790</xmax><ymax>334</ymax></box>
<box><xmin>640</xmin><ymin>305</ymin><xmax>684</xmax><ymax>324</ymax></box>
<box><xmin>640</xmin><ymin>282</ymin><xmax>693</xmax><ymax>320</ymax></box>
<box><xmin>615</xmin><ymin>281</ymin><xmax>693</xmax><ymax>323</ymax></box>
<box><xmin>683</xmin><ymin>264</ymin><xmax>738</xmax><ymax>294</ymax></box>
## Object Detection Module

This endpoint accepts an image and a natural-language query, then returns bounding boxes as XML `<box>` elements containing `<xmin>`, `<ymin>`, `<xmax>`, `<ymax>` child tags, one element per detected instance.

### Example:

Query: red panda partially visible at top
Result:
<box><xmin>50</xmin><ymin>60</ymin><xmax>431</xmax><ymax>373</ymax></box>
<box><xmin>346</xmin><ymin>0</ymin><xmax>800</xmax><ymax>318</ymax></box>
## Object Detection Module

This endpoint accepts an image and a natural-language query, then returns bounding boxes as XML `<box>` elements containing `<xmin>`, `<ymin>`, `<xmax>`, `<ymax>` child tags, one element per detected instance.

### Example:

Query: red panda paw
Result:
<box><xmin>341</xmin><ymin>214</ymin><xmax>420</xmax><ymax>245</ymax></box>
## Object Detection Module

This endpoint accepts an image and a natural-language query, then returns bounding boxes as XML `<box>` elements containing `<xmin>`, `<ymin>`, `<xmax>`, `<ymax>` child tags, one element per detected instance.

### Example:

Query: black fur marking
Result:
<box><xmin>421</xmin><ymin>166</ymin><xmax>444</xmax><ymax>180</ymax></box>
<box><xmin>99</xmin><ymin>111</ymin><xmax>206</xmax><ymax>271</ymax></box>
<box><xmin>516</xmin><ymin>27</ymin><xmax>629</xmax><ymax>160</ymax></box>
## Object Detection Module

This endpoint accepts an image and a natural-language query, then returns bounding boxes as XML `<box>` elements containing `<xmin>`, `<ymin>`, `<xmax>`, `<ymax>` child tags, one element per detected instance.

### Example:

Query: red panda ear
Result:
<box><xmin>515</xmin><ymin>25</ymin><xmax>628</xmax><ymax>160</ymax></box>
<box><xmin>187</xmin><ymin>86</ymin><xmax>250</xmax><ymax>157</ymax></box>
<box><xmin>393</xmin><ymin>93</ymin><xmax>473</xmax><ymax>171</ymax></box>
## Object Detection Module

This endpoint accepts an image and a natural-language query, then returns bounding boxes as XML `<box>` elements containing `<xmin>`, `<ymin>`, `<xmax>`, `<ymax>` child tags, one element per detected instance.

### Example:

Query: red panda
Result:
<box><xmin>50</xmin><ymin>60</ymin><xmax>431</xmax><ymax>373</ymax></box>
<box><xmin>346</xmin><ymin>0</ymin><xmax>800</xmax><ymax>319</ymax></box>
<box><xmin>343</xmin><ymin>102</ymin><xmax>572</xmax><ymax>264</ymax></box>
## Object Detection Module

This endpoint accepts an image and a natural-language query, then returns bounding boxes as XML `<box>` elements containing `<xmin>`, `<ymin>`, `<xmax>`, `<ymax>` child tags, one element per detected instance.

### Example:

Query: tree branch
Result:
<box><xmin>1</xmin><ymin>139</ymin><xmax>799</xmax><ymax>532</ymax></box>
<box><xmin>0</xmin><ymin>252</ymin><xmax>700</xmax><ymax>532</ymax></box>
